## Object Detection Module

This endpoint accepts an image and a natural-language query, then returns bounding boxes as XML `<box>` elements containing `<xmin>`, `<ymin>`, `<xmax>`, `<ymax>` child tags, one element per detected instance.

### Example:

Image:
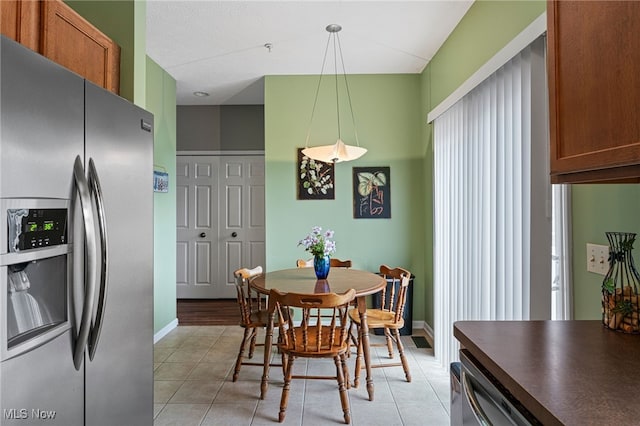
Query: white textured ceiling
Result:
<box><xmin>146</xmin><ymin>1</ymin><xmax>474</xmax><ymax>105</ymax></box>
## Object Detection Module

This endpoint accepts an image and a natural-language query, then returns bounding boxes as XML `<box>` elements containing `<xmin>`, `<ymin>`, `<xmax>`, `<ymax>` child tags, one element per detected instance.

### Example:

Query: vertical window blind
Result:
<box><xmin>433</xmin><ymin>37</ymin><xmax>551</xmax><ymax>368</ymax></box>
<box><xmin>552</xmin><ymin>184</ymin><xmax>573</xmax><ymax>320</ymax></box>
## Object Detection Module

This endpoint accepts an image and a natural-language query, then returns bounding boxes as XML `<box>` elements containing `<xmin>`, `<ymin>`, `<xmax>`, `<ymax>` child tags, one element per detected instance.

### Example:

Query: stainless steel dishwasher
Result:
<box><xmin>459</xmin><ymin>349</ymin><xmax>539</xmax><ymax>426</ymax></box>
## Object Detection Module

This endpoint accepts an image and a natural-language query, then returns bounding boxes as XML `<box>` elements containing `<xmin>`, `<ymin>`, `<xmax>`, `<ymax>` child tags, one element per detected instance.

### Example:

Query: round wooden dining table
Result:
<box><xmin>251</xmin><ymin>267</ymin><xmax>385</xmax><ymax>401</ymax></box>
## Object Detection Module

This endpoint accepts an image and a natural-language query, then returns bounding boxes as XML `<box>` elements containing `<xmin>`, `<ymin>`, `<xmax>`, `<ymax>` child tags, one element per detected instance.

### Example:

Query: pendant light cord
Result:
<box><xmin>333</xmin><ymin>32</ymin><xmax>341</xmax><ymax>141</ymax></box>
<box><xmin>336</xmin><ymin>33</ymin><xmax>360</xmax><ymax>147</ymax></box>
<box><xmin>304</xmin><ymin>33</ymin><xmax>332</xmax><ymax>148</ymax></box>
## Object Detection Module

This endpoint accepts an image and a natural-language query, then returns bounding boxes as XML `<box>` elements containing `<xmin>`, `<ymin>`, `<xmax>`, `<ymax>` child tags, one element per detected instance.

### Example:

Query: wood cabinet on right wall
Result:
<box><xmin>547</xmin><ymin>1</ymin><xmax>640</xmax><ymax>183</ymax></box>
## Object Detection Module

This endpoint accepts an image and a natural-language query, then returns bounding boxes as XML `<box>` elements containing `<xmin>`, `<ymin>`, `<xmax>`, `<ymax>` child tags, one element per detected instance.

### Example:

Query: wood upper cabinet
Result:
<box><xmin>547</xmin><ymin>1</ymin><xmax>640</xmax><ymax>183</ymax></box>
<box><xmin>41</xmin><ymin>0</ymin><xmax>120</xmax><ymax>94</ymax></box>
<box><xmin>1</xmin><ymin>0</ymin><xmax>40</xmax><ymax>51</ymax></box>
<box><xmin>1</xmin><ymin>0</ymin><xmax>120</xmax><ymax>95</ymax></box>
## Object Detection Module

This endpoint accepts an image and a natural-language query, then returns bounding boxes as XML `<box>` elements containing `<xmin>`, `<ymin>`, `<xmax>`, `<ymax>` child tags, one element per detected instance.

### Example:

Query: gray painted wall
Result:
<box><xmin>177</xmin><ymin>105</ymin><xmax>264</xmax><ymax>151</ymax></box>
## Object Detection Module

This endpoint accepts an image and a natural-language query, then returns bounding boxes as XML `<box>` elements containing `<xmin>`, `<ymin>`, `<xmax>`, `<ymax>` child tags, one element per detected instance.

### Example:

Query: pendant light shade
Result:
<box><xmin>302</xmin><ymin>24</ymin><xmax>367</xmax><ymax>164</ymax></box>
<box><xmin>302</xmin><ymin>139</ymin><xmax>367</xmax><ymax>164</ymax></box>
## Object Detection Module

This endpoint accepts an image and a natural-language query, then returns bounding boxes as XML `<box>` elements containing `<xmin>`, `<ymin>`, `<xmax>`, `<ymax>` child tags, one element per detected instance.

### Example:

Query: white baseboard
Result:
<box><xmin>154</xmin><ymin>318</ymin><xmax>178</xmax><ymax>344</ymax></box>
<box><xmin>412</xmin><ymin>320</ymin><xmax>434</xmax><ymax>341</ymax></box>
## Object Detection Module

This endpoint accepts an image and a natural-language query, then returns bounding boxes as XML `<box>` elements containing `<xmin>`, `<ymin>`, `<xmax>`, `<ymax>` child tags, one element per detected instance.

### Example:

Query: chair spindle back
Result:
<box><xmin>233</xmin><ymin>266</ymin><xmax>264</xmax><ymax>326</ymax></box>
<box><xmin>270</xmin><ymin>288</ymin><xmax>356</xmax><ymax>353</ymax></box>
<box><xmin>378</xmin><ymin>264</ymin><xmax>411</xmax><ymax>324</ymax></box>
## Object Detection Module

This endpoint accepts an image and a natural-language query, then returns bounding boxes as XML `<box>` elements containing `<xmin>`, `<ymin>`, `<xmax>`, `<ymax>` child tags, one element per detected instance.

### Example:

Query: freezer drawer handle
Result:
<box><xmin>72</xmin><ymin>156</ymin><xmax>98</xmax><ymax>370</ymax></box>
<box><xmin>462</xmin><ymin>370</ymin><xmax>493</xmax><ymax>426</ymax></box>
<box><xmin>87</xmin><ymin>158</ymin><xmax>109</xmax><ymax>361</ymax></box>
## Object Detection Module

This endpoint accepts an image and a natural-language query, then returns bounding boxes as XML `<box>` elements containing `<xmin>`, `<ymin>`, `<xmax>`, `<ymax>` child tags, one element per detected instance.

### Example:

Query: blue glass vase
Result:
<box><xmin>313</xmin><ymin>255</ymin><xmax>331</xmax><ymax>280</ymax></box>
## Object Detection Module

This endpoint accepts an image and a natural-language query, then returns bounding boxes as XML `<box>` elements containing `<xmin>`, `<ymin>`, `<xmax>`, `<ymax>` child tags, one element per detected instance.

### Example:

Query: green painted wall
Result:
<box><xmin>571</xmin><ymin>186</ymin><xmax>640</xmax><ymax>319</ymax></box>
<box><xmin>133</xmin><ymin>1</ymin><xmax>147</xmax><ymax>105</ymax></box>
<box><xmin>427</xmin><ymin>0</ymin><xmax>547</xmax><ymax>107</ymax></box>
<box><xmin>146</xmin><ymin>57</ymin><xmax>177</xmax><ymax>333</ymax></box>
<box><xmin>65</xmin><ymin>0</ymin><xmax>146</xmax><ymax>104</ymax></box>
<box><xmin>419</xmin><ymin>65</ymin><xmax>434</xmax><ymax>328</ymax></box>
<box><xmin>265</xmin><ymin>74</ymin><xmax>426</xmax><ymax>321</ymax></box>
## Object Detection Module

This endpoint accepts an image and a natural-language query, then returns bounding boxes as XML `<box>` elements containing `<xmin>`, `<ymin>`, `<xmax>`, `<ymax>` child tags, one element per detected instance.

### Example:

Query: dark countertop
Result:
<box><xmin>454</xmin><ymin>320</ymin><xmax>640</xmax><ymax>426</ymax></box>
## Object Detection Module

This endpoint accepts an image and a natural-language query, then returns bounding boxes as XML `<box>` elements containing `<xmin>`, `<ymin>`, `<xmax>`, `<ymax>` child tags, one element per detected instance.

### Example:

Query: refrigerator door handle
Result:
<box><xmin>87</xmin><ymin>158</ymin><xmax>108</xmax><ymax>360</ymax></box>
<box><xmin>72</xmin><ymin>155</ymin><xmax>98</xmax><ymax>370</ymax></box>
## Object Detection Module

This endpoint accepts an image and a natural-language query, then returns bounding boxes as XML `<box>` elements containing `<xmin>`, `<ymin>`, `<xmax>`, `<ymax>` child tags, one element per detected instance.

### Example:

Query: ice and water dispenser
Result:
<box><xmin>1</xmin><ymin>201</ymin><xmax>69</xmax><ymax>357</ymax></box>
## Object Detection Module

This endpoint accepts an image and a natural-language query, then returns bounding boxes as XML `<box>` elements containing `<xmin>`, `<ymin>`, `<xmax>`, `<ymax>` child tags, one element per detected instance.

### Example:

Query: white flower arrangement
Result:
<box><xmin>298</xmin><ymin>226</ymin><xmax>336</xmax><ymax>257</ymax></box>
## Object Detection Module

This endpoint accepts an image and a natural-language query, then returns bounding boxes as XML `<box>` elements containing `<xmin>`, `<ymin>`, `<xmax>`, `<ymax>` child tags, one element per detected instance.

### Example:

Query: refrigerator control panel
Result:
<box><xmin>7</xmin><ymin>208</ymin><xmax>67</xmax><ymax>252</ymax></box>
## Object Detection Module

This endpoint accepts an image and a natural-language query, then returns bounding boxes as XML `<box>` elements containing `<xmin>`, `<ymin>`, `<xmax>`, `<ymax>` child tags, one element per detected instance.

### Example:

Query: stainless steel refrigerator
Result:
<box><xmin>0</xmin><ymin>36</ymin><xmax>154</xmax><ymax>425</ymax></box>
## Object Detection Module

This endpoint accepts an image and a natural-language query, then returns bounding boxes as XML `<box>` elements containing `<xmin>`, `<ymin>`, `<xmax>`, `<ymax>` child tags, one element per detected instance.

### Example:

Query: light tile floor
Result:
<box><xmin>154</xmin><ymin>326</ymin><xmax>451</xmax><ymax>426</ymax></box>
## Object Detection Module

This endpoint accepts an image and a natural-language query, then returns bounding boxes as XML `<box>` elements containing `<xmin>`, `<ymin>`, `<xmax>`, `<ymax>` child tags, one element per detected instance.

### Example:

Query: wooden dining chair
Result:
<box><xmin>348</xmin><ymin>265</ymin><xmax>412</xmax><ymax>388</ymax></box>
<box><xmin>295</xmin><ymin>258</ymin><xmax>313</xmax><ymax>268</ymax></box>
<box><xmin>268</xmin><ymin>288</ymin><xmax>356</xmax><ymax>424</ymax></box>
<box><xmin>232</xmin><ymin>266</ymin><xmax>284</xmax><ymax>382</ymax></box>
<box><xmin>330</xmin><ymin>258</ymin><xmax>352</xmax><ymax>268</ymax></box>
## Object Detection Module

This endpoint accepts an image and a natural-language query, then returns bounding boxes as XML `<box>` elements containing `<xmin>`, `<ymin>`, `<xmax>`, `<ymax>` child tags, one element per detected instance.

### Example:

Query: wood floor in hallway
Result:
<box><xmin>177</xmin><ymin>299</ymin><xmax>240</xmax><ymax>326</ymax></box>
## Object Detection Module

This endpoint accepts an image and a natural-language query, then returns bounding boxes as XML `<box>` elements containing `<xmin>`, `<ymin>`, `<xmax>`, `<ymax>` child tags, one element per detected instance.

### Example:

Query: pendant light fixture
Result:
<box><xmin>302</xmin><ymin>24</ymin><xmax>367</xmax><ymax>164</ymax></box>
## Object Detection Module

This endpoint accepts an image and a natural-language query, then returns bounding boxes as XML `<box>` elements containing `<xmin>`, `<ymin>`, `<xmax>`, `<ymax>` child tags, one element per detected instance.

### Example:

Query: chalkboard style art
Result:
<box><xmin>352</xmin><ymin>167</ymin><xmax>391</xmax><ymax>219</ymax></box>
<box><xmin>297</xmin><ymin>148</ymin><xmax>335</xmax><ymax>200</ymax></box>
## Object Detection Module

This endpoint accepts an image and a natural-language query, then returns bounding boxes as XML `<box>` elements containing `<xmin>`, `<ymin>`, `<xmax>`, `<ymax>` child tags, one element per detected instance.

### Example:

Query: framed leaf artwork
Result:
<box><xmin>297</xmin><ymin>148</ymin><xmax>335</xmax><ymax>200</ymax></box>
<box><xmin>352</xmin><ymin>166</ymin><xmax>391</xmax><ymax>218</ymax></box>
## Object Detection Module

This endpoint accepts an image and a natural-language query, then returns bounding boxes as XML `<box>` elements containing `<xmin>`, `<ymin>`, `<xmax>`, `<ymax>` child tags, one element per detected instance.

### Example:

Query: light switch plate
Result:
<box><xmin>587</xmin><ymin>243</ymin><xmax>610</xmax><ymax>275</ymax></box>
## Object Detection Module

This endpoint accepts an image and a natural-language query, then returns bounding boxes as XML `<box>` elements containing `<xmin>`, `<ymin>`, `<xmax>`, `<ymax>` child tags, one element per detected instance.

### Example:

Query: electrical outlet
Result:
<box><xmin>587</xmin><ymin>243</ymin><xmax>609</xmax><ymax>275</ymax></box>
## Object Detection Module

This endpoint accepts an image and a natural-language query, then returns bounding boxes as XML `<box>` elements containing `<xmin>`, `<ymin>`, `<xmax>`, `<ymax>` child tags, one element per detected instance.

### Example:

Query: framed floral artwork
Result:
<box><xmin>297</xmin><ymin>148</ymin><xmax>335</xmax><ymax>200</ymax></box>
<box><xmin>352</xmin><ymin>166</ymin><xmax>391</xmax><ymax>218</ymax></box>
